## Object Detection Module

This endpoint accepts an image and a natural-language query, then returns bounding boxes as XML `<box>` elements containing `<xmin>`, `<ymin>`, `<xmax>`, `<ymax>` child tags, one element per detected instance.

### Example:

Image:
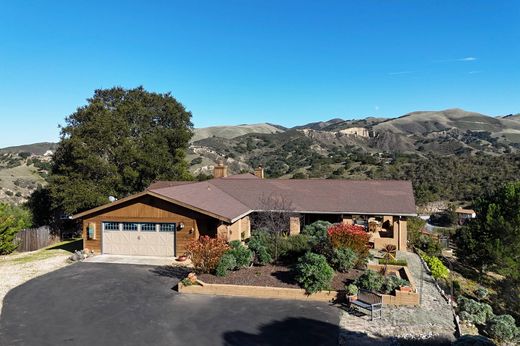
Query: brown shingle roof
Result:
<box><xmin>148</xmin><ymin>176</ymin><xmax>416</xmax><ymax>222</ymax></box>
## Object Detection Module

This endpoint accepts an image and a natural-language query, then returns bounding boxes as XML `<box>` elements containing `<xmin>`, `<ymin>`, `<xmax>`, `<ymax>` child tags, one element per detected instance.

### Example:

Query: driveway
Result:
<box><xmin>0</xmin><ymin>263</ymin><xmax>339</xmax><ymax>346</ymax></box>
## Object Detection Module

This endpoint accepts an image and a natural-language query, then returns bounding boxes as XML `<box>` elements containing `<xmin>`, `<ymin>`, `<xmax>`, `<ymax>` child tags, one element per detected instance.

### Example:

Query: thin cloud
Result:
<box><xmin>388</xmin><ymin>71</ymin><xmax>413</xmax><ymax>75</ymax></box>
<box><xmin>468</xmin><ymin>70</ymin><xmax>481</xmax><ymax>74</ymax></box>
<box><xmin>458</xmin><ymin>57</ymin><xmax>477</xmax><ymax>62</ymax></box>
<box><xmin>433</xmin><ymin>57</ymin><xmax>478</xmax><ymax>63</ymax></box>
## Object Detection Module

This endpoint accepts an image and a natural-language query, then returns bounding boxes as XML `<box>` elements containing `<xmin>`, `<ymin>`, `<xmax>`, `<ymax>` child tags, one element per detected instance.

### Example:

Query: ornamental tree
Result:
<box><xmin>327</xmin><ymin>223</ymin><xmax>370</xmax><ymax>265</ymax></box>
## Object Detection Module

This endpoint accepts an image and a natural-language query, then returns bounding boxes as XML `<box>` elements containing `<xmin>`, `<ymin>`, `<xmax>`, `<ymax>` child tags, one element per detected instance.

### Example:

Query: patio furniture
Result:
<box><xmin>350</xmin><ymin>289</ymin><xmax>383</xmax><ymax>320</ymax></box>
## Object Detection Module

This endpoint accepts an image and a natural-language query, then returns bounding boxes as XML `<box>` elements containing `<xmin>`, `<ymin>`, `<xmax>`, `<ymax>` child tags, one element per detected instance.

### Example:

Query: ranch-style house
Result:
<box><xmin>73</xmin><ymin>165</ymin><xmax>416</xmax><ymax>257</ymax></box>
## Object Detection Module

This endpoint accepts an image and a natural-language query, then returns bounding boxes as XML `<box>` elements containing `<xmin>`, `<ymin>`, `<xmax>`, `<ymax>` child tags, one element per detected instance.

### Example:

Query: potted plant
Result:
<box><xmin>345</xmin><ymin>283</ymin><xmax>359</xmax><ymax>302</ymax></box>
<box><xmin>176</xmin><ymin>253</ymin><xmax>188</xmax><ymax>262</ymax></box>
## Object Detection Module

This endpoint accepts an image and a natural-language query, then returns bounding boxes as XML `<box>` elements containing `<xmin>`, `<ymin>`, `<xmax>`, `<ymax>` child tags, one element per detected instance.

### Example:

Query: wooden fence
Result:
<box><xmin>15</xmin><ymin>226</ymin><xmax>59</xmax><ymax>252</ymax></box>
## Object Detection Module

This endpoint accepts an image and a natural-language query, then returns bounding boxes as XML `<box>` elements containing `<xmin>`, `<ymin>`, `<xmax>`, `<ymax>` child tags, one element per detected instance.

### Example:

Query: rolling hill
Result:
<box><xmin>2</xmin><ymin>108</ymin><xmax>520</xmax><ymax>205</ymax></box>
<box><xmin>191</xmin><ymin>123</ymin><xmax>284</xmax><ymax>142</ymax></box>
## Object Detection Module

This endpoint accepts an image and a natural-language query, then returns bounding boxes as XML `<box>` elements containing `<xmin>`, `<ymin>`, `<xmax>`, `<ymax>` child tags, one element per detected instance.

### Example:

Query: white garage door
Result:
<box><xmin>102</xmin><ymin>222</ymin><xmax>176</xmax><ymax>257</ymax></box>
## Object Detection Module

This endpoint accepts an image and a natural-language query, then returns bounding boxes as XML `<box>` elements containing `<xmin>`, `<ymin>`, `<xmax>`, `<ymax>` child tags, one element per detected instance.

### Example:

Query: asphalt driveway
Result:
<box><xmin>0</xmin><ymin>262</ymin><xmax>339</xmax><ymax>346</ymax></box>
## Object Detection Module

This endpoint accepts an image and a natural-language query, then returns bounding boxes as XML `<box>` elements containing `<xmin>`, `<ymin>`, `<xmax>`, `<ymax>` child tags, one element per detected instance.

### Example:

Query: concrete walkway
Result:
<box><xmin>84</xmin><ymin>254</ymin><xmax>192</xmax><ymax>267</ymax></box>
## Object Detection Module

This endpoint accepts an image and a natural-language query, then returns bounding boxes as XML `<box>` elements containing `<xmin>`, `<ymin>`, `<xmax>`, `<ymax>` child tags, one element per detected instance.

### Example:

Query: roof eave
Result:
<box><xmin>71</xmin><ymin>190</ymin><xmax>233</xmax><ymax>223</ymax></box>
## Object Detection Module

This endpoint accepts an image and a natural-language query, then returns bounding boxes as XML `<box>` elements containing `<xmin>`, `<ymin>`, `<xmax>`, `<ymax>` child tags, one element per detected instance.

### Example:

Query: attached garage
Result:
<box><xmin>74</xmin><ymin>192</ymin><xmax>223</xmax><ymax>257</ymax></box>
<box><xmin>102</xmin><ymin>222</ymin><xmax>176</xmax><ymax>257</ymax></box>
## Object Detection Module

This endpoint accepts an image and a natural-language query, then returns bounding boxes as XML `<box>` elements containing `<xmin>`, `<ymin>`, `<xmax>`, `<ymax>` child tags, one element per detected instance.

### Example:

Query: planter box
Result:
<box><xmin>178</xmin><ymin>280</ymin><xmax>342</xmax><ymax>302</ymax></box>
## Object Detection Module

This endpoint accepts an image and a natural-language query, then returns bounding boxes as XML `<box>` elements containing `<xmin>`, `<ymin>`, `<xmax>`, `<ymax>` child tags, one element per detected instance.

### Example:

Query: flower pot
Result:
<box><xmin>399</xmin><ymin>285</ymin><xmax>412</xmax><ymax>292</ymax></box>
<box><xmin>348</xmin><ymin>295</ymin><xmax>358</xmax><ymax>303</ymax></box>
<box><xmin>176</xmin><ymin>255</ymin><xmax>187</xmax><ymax>262</ymax></box>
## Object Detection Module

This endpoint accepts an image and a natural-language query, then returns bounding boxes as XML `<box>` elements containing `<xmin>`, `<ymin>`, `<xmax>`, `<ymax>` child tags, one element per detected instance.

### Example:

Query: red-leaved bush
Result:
<box><xmin>327</xmin><ymin>224</ymin><xmax>370</xmax><ymax>265</ymax></box>
<box><xmin>185</xmin><ymin>236</ymin><xmax>229</xmax><ymax>273</ymax></box>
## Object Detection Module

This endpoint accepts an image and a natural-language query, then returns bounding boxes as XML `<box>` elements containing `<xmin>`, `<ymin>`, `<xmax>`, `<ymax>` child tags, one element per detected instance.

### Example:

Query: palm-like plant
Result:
<box><xmin>381</xmin><ymin>244</ymin><xmax>397</xmax><ymax>274</ymax></box>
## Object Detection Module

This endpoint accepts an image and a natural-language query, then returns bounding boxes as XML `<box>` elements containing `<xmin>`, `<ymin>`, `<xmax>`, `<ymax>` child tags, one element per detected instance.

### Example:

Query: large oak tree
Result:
<box><xmin>46</xmin><ymin>86</ymin><xmax>193</xmax><ymax>216</ymax></box>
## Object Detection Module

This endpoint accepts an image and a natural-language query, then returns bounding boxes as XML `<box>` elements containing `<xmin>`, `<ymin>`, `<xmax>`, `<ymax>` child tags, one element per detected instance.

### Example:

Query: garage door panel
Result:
<box><xmin>103</xmin><ymin>224</ymin><xmax>175</xmax><ymax>257</ymax></box>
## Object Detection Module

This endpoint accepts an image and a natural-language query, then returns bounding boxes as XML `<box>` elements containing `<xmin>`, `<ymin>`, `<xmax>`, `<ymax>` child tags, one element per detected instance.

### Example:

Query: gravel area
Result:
<box><xmin>199</xmin><ymin>264</ymin><xmax>363</xmax><ymax>290</ymax></box>
<box><xmin>0</xmin><ymin>249</ymin><xmax>71</xmax><ymax>316</ymax></box>
<box><xmin>339</xmin><ymin>252</ymin><xmax>457</xmax><ymax>345</ymax></box>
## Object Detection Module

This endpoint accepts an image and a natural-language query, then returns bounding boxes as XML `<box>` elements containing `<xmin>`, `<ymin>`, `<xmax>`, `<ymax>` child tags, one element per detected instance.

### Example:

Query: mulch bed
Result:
<box><xmin>198</xmin><ymin>264</ymin><xmax>364</xmax><ymax>291</ymax></box>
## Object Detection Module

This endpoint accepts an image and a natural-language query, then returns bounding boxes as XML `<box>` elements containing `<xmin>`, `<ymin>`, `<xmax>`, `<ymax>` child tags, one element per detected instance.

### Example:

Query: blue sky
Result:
<box><xmin>0</xmin><ymin>1</ymin><xmax>519</xmax><ymax>147</ymax></box>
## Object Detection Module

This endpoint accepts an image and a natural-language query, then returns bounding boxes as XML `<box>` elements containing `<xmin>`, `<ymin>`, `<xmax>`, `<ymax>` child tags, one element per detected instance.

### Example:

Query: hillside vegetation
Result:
<box><xmin>3</xmin><ymin>108</ymin><xmax>520</xmax><ymax>206</ymax></box>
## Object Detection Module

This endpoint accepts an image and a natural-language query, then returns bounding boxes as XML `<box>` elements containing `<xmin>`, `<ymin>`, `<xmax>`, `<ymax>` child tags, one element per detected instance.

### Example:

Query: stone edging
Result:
<box><xmin>178</xmin><ymin>279</ymin><xmax>341</xmax><ymax>302</ymax></box>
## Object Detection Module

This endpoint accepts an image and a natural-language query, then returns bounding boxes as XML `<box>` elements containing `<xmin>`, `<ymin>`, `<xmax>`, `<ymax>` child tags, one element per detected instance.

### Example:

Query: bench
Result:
<box><xmin>350</xmin><ymin>289</ymin><xmax>383</xmax><ymax>320</ymax></box>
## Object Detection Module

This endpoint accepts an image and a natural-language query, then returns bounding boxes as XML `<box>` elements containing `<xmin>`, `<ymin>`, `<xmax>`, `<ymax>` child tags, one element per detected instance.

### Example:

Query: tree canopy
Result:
<box><xmin>45</xmin><ymin>86</ymin><xmax>193</xmax><ymax>216</ymax></box>
<box><xmin>457</xmin><ymin>181</ymin><xmax>520</xmax><ymax>281</ymax></box>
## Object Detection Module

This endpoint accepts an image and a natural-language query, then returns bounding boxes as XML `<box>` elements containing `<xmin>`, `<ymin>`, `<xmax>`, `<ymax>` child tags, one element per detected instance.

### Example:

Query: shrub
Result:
<box><xmin>458</xmin><ymin>296</ymin><xmax>494</xmax><ymax>326</ymax></box>
<box><xmin>485</xmin><ymin>314</ymin><xmax>519</xmax><ymax>343</ymax></box>
<box><xmin>475</xmin><ymin>286</ymin><xmax>489</xmax><ymax>300</ymax></box>
<box><xmin>327</xmin><ymin>223</ymin><xmax>370</xmax><ymax>265</ymax></box>
<box><xmin>383</xmin><ymin>275</ymin><xmax>409</xmax><ymax>294</ymax></box>
<box><xmin>422</xmin><ymin>254</ymin><xmax>449</xmax><ymax>279</ymax></box>
<box><xmin>249</xmin><ymin>230</ymin><xmax>312</xmax><ymax>263</ymax></box>
<box><xmin>279</xmin><ymin>234</ymin><xmax>313</xmax><ymax>260</ymax></box>
<box><xmin>355</xmin><ymin>269</ymin><xmax>384</xmax><ymax>292</ymax></box>
<box><xmin>185</xmin><ymin>236</ymin><xmax>229</xmax><ymax>273</ymax></box>
<box><xmin>417</xmin><ymin>234</ymin><xmax>442</xmax><ymax>256</ymax></box>
<box><xmin>378</xmin><ymin>259</ymin><xmax>408</xmax><ymax>266</ymax></box>
<box><xmin>295</xmin><ymin>252</ymin><xmax>334</xmax><ymax>294</ymax></box>
<box><xmin>345</xmin><ymin>283</ymin><xmax>358</xmax><ymax>296</ymax></box>
<box><xmin>302</xmin><ymin>220</ymin><xmax>332</xmax><ymax>239</ymax></box>
<box><xmin>248</xmin><ymin>234</ymin><xmax>272</xmax><ymax>265</ymax></box>
<box><xmin>181</xmin><ymin>278</ymin><xmax>194</xmax><ymax>286</ymax></box>
<box><xmin>0</xmin><ymin>203</ymin><xmax>32</xmax><ymax>255</ymax></box>
<box><xmin>330</xmin><ymin>247</ymin><xmax>358</xmax><ymax>272</ymax></box>
<box><xmin>228</xmin><ymin>240</ymin><xmax>253</xmax><ymax>268</ymax></box>
<box><xmin>215</xmin><ymin>253</ymin><xmax>237</xmax><ymax>277</ymax></box>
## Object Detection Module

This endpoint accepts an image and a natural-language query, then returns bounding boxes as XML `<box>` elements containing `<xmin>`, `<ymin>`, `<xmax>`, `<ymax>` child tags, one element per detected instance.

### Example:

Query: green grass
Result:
<box><xmin>10</xmin><ymin>249</ymin><xmax>66</xmax><ymax>264</ymax></box>
<box><xmin>7</xmin><ymin>239</ymin><xmax>82</xmax><ymax>264</ymax></box>
<box><xmin>378</xmin><ymin>259</ymin><xmax>408</xmax><ymax>266</ymax></box>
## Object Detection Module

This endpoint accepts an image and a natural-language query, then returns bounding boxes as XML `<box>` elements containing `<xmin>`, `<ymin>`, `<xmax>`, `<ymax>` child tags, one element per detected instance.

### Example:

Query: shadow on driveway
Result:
<box><xmin>0</xmin><ymin>262</ymin><xmax>340</xmax><ymax>346</ymax></box>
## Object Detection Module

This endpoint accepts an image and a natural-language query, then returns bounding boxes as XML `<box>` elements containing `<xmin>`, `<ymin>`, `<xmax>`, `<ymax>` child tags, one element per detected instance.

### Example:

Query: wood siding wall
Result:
<box><xmin>81</xmin><ymin>195</ymin><xmax>219</xmax><ymax>255</ymax></box>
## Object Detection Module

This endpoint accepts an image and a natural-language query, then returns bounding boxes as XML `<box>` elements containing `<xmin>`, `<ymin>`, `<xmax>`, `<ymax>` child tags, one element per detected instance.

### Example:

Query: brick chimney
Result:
<box><xmin>254</xmin><ymin>165</ymin><xmax>264</xmax><ymax>179</ymax></box>
<box><xmin>213</xmin><ymin>161</ymin><xmax>228</xmax><ymax>178</ymax></box>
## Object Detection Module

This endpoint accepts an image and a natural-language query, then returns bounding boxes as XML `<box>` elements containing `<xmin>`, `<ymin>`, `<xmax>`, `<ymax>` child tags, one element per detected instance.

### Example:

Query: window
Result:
<box><xmin>141</xmin><ymin>223</ymin><xmax>157</xmax><ymax>232</ymax></box>
<box><xmin>159</xmin><ymin>223</ymin><xmax>176</xmax><ymax>232</ymax></box>
<box><xmin>103</xmin><ymin>222</ymin><xmax>120</xmax><ymax>231</ymax></box>
<box><xmin>87</xmin><ymin>223</ymin><xmax>96</xmax><ymax>239</ymax></box>
<box><xmin>122</xmin><ymin>223</ymin><xmax>138</xmax><ymax>231</ymax></box>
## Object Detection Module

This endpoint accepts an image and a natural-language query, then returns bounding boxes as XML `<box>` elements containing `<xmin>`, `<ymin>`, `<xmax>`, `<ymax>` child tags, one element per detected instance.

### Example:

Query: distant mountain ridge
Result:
<box><xmin>2</xmin><ymin>108</ymin><xmax>520</xmax><ymax>204</ymax></box>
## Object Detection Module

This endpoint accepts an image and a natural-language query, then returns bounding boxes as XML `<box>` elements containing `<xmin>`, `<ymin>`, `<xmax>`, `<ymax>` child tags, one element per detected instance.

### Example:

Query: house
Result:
<box><xmin>455</xmin><ymin>207</ymin><xmax>476</xmax><ymax>224</ymax></box>
<box><xmin>72</xmin><ymin>165</ymin><xmax>416</xmax><ymax>257</ymax></box>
